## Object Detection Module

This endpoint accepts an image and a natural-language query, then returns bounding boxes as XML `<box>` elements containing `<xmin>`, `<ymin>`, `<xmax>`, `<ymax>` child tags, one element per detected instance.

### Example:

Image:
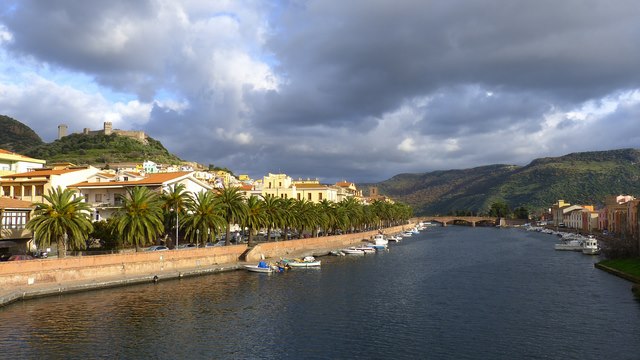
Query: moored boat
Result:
<box><xmin>342</xmin><ymin>247</ymin><xmax>365</xmax><ymax>255</ymax></box>
<box><xmin>582</xmin><ymin>236</ymin><xmax>600</xmax><ymax>255</ymax></box>
<box><xmin>284</xmin><ymin>256</ymin><xmax>322</xmax><ymax>267</ymax></box>
<box><xmin>245</xmin><ymin>262</ymin><xmax>275</xmax><ymax>273</ymax></box>
<box><xmin>554</xmin><ymin>239</ymin><xmax>584</xmax><ymax>251</ymax></box>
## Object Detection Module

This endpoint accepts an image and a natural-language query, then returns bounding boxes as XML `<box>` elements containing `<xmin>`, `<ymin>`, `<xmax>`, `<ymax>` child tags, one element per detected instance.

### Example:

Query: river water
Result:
<box><xmin>1</xmin><ymin>226</ymin><xmax>639</xmax><ymax>359</ymax></box>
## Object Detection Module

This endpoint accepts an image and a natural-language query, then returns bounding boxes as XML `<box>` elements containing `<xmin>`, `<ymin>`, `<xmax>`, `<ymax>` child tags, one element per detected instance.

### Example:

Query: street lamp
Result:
<box><xmin>174</xmin><ymin>208</ymin><xmax>179</xmax><ymax>248</ymax></box>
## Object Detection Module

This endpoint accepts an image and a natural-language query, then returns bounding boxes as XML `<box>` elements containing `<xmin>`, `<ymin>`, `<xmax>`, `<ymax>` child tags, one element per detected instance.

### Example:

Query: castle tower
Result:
<box><xmin>57</xmin><ymin>124</ymin><xmax>68</xmax><ymax>139</ymax></box>
<box><xmin>369</xmin><ymin>186</ymin><xmax>378</xmax><ymax>197</ymax></box>
<box><xmin>104</xmin><ymin>121</ymin><xmax>113</xmax><ymax>135</ymax></box>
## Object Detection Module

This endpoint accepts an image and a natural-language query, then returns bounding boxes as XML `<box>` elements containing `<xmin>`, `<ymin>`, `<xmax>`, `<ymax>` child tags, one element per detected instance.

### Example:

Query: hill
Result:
<box><xmin>367</xmin><ymin>149</ymin><xmax>640</xmax><ymax>216</ymax></box>
<box><xmin>0</xmin><ymin>115</ymin><xmax>182</xmax><ymax>165</ymax></box>
<box><xmin>25</xmin><ymin>133</ymin><xmax>183</xmax><ymax>165</ymax></box>
<box><xmin>0</xmin><ymin>114</ymin><xmax>44</xmax><ymax>153</ymax></box>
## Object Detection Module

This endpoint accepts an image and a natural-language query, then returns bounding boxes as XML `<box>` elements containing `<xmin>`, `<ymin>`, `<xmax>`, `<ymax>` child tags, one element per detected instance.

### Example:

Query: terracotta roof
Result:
<box><xmin>0</xmin><ymin>196</ymin><xmax>34</xmax><ymax>209</ymax></box>
<box><xmin>1</xmin><ymin>168</ymin><xmax>84</xmax><ymax>179</ymax></box>
<box><xmin>71</xmin><ymin>171</ymin><xmax>193</xmax><ymax>188</ymax></box>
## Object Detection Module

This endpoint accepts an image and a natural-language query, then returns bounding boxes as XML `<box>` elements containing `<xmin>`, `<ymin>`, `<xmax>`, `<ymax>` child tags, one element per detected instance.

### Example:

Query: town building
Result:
<box><xmin>0</xmin><ymin>149</ymin><xmax>46</xmax><ymax>176</ymax></box>
<box><xmin>69</xmin><ymin>171</ymin><xmax>212</xmax><ymax>221</ymax></box>
<box><xmin>0</xmin><ymin>166</ymin><xmax>100</xmax><ymax>204</ymax></box>
<box><xmin>0</xmin><ymin>196</ymin><xmax>34</xmax><ymax>257</ymax></box>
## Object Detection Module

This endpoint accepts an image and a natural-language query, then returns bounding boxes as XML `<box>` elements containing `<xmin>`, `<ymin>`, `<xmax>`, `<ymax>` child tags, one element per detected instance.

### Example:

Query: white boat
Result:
<box><xmin>554</xmin><ymin>239</ymin><xmax>584</xmax><ymax>251</ymax></box>
<box><xmin>582</xmin><ymin>236</ymin><xmax>600</xmax><ymax>255</ymax></box>
<box><xmin>342</xmin><ymin>247</ymin><xmax>365</xmax><ymax>255</ymax></box>
<box><xmin>358</xmin><ymin>246</ymin><xmax>376</xmax><ymax>254</ymax></box>
<box><xmin>244</xmin><ymin>261</ymin><xmax>273</xmax><ymax>273</ymax></box>
<box><xmin>372</xmin><ymin>234</ymin><xmax>388</xmax><ymax>245</ymax></box>
<box><xmin>285</xmin><ymin>256</ymin><xmax>322</xmax><ymax>267</ymax></box>
<box><xmin>401</xmin><ymin>232</ymin><xmax>413</xmax><ymax>237</ymax></box>
<box><xmin>365</xmin><ymin>243</ymin><xmax>387</xmax><ymax>251</ymax></box>
<box><xmin>387</xmin><ymin>235</ymin><xmax>401</xmax><ymax>242</ymax></box>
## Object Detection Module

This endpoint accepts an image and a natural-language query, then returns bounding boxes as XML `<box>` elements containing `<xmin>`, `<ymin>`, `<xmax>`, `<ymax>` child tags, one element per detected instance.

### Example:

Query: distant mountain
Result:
<box><xmin>0</xmin><ymin>115</ymin><xmax>182</xmax><ymax>165</ymax></box>
<box><xmin>0</xmin><ymin>114</ymin><xmax>44</xmax><ymax>153</ymax></box>
<box><xmin>364</xmin><ymin>149</ymin><xmax>640</xmax><ymax>215</ymax></box>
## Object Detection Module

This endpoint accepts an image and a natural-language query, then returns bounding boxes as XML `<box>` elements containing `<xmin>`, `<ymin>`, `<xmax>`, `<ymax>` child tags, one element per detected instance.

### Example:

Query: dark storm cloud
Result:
<box><xmin>2</xmin><ymin>0</ymin><xmax>640</xmax><ymax>183</ymax></box>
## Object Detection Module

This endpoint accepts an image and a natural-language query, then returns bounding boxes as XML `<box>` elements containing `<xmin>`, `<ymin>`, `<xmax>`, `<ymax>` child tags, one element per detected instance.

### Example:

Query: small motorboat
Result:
<box><xmin>342</xmin><ymin>247</ymin><xmax>365</xmax><ymax>255</ymax></box>
<box><xmin>582</xmin><ymin>236</ymin><xmax>601</xmax><ymax>255</ymax></box>
<box><xmin>245</xmin><ymin>261</ymin><xmax>275</xmax><ymax>273</ymax></box>
<box><xmin>284</xmin><ymin>256</ymin><xmax>322</xmax><ymax>267</ymax></box>
<box><xmin>353</xmin><ymin>246</ymin><xmax>376</xmax><ymax>254</ymax></box>
<box><xmin>365</xmin><ymin>243</ymin><xmax>387</xmax><ymax>251</ymax></box>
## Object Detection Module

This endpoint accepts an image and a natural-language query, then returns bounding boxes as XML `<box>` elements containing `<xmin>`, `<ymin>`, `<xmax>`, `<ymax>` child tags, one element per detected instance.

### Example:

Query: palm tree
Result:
<box><xmin>261</xmin><ymin>195</ymin><xmax>283</xmax><ymax>241</ymax></box>
<box><xmin>161</xmin><ymin>183</ymin><xmax>191</xmax><ymax>247</ymax></box>
<box><xmin>182</xmin><ymin>191</ymin><xmax>225</xmax><ymax>246</ymax></box>
<box><xmin>214</xmin><ymin>186</ymin><xmax>248</xmax><ymax>246</ymax></box>
<box><xmin>113</xmin><ymin>186</ymin><xmax>165</xmax><ymax>251</ymax></box>
<box><xmin>243</xmin><ymin>195</ymin><xmax>267</xmax><ymax>247</ymax></box>
<box><xmin>318</xmin><ymin>199</ymin><xmax>336</xmax><ymax>236</ymax></box>
<box><xmin>26</xmin><ymin>187</ymin><xmax>94</xmax><ymax>258</ymax></box>
<box><xmin>294</xmin><ymin>199</ymin><xmax>319</xmax><ymax>238</ymax></box>
<box><xmin>279</xmin><ymin>198</ymin><xmax>299</xmax><ymax>240</ymax></box>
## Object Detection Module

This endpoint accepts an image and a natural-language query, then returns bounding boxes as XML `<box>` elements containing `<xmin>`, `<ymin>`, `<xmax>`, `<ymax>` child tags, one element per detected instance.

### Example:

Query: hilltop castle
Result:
<box><xmin>57</xmin><ymin>122</ymin><xmax>147</xmax><ymax>144</ymax></box>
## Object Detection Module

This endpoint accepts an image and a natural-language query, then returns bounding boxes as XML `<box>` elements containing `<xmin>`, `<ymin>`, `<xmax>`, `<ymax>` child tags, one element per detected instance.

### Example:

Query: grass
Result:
<box><xmin>598</xmin><ymin>258</ymin><xmax>640</xmax><ymax>280</ymax></box>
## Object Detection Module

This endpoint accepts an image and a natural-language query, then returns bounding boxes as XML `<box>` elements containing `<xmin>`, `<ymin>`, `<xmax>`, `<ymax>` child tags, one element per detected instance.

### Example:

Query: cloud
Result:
<box><xmin>1</xmin><ymin>0</ymin><xmax>640</xmax><ymax>183</ymax></box>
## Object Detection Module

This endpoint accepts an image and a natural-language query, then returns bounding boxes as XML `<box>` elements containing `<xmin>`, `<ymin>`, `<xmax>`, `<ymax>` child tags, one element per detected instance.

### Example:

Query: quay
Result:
<box><xmin>0</xmin><ymin>225</ymin><xmax>410</xmax><ymax>308</ymax></box>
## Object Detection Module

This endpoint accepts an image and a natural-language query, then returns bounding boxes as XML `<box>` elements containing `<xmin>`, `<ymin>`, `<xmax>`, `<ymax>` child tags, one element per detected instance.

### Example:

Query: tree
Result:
<box><xmin>214</xmin><ymin>186</ymin><xmax>248</xmax><ymax>245</ymax></box>
<box><xmin>182</xmin><ymin>191</ymin><xmax>225</xmax><ymax>246</ymax></box>
<box><xmin>27</xmin><ymin>187</ymin><xmax>94</xmax><ymax>258</ymax></box>
<box><xmin>113</xmin><ymin>186</ymin><xmax>164</xmax><ymax>251</ymax></box>
<box><xmin>161</xmin><ymin>183</ymin><xmax>191</xmax><ymax>247</ymax></box>
<box><xmin>488</xmin><ymin>201</ymin><xmax>511</xmax><ymax>218</ymax></box>
<box><xmin>90</xmin><ymin>218</ymin><xmax>121</xmax><ymax>250</ymax></box>
<box><xmin>244</xmin><ymin>195</ymin><xmax>267</xmax><ymax>247</ymax></box>
<box><xmin>261</xmin><ymin>195</ymin><xmax>283</xmax><ymax>241</ymax></box>
<box><xmin>513</xmin><ymin>206</ymin><xmax>530</xmax><ymax>220</ymax></box>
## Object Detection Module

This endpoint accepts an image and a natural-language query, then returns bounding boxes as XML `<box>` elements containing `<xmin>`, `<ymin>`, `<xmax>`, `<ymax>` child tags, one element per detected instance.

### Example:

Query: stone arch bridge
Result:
<box><xmin>417</xmin><ymin>216</ymin><xmax>500</xmax><ymax>227</ymax></box>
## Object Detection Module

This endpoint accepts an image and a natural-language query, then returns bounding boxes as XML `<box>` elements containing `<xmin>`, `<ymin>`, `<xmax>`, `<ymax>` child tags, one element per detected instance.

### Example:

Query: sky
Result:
<box><xmin>1</xmin><ymin>0</ymin><xmax>640</xmax><ymax>183</ymax></box>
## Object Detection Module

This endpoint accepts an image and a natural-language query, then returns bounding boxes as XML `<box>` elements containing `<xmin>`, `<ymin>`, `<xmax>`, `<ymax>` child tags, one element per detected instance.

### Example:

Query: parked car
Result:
<box><xmin>177</xmin><ymin>243</ymin><xmax>197</xmax><ymax>250</ymax></box>
<box><xmin>145</xmin><ymin>245</ymin><xmax>169</xmax><ymax>251</ymax></box>
<box><xmin>8</xmin><ymin>254</ymin><xmax>35</xmax><ymax>261</ymax></box>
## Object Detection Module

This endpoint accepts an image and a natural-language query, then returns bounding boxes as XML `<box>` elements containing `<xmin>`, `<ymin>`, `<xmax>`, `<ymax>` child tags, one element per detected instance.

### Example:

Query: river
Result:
<box><xmin>1</xmin><ymin>226</ymin><xmax>639</xmax><ymax>359</ymax></box>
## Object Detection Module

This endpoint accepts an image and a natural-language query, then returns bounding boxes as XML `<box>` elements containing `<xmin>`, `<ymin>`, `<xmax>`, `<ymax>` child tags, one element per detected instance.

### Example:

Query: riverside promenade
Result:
<box><xmin>0</xmin><ymin>224</ymin><xmax>411</xmax><ymax>308</ymax></box>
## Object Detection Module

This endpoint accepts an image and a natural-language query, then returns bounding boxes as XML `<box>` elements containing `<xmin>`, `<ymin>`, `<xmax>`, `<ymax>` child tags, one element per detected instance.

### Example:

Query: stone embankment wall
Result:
<box><xmin>0</xmin><ymin>224</ymin><xmax>412</xmax><ymax>288</ymax></box>
<box><xmin>245</xmin><ymin>225</ymin><xmax>409</xmax><ymax>262</ymax></box>
<box><xmin>0</xmin><ymin>245</ymin><xmax>246</xmax><ymax>287</ymax></box>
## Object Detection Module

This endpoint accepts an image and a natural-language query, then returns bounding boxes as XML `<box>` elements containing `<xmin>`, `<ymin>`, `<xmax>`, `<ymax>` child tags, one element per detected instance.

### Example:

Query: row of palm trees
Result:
<box><xmin>26</xmin><ymin>185</ymin><xmax>413</xmax><ymax>258</ymax></box>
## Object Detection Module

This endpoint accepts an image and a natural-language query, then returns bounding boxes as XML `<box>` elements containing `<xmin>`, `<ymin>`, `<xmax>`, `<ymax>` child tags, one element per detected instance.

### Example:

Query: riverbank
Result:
<box><xmin>0</xmin><ymin>224</ymin><xmax>412</xmax><ymax>307</ymax></box>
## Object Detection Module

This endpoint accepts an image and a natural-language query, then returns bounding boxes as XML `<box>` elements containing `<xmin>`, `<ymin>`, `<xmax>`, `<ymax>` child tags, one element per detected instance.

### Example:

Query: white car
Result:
<box><xmin>146</xmin><ymin>245</ymin><xmax>169</xmax><ymax>251</ymax></box>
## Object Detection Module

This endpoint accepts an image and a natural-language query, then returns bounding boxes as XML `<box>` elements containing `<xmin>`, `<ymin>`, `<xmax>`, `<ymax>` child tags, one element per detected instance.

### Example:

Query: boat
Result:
<box><xmin>582</xmin><ymin>236</ymin><xmax>601</xmax><ymax>255</ymax></box>
<box><xmin>365</xmin><ymin>243</ymin><xmax>387</xmax><ymax>251</ymax></box>
<box><xmin>244</xmin><ymin>262</ymin><xmax>274</xmax><ymax>273</ymax></box>
<box><xmin>330</xmin><ymin>250</ymin><xmax>345</xmax><ymax>256</ymax></box>
<box><xmin>387</xmin><ymin>235</ymin><xmax>401</xmax><ymax>242</ymax></box>
<box><xmin>284</xmin><ymin>256</ymin><xmax>322</xmax><ymax>267</ymax></box>
<box><xmin>342</xmin><ymin>247</ymin><xmax>365</xmax><ymax>255</ymax></box>
<box><xmin>372</xmin><ymin>234</ymin><xmax>388</xmax><ymax>245</ymax></box>
<box><xmin>554</xmin><ymin>239</ymin><xmax>584</xmax><ymax>251</ymax></box>
<box><xmin>354</xmin><ymin>246</ymin><xmax>376</xmax><ymax>254</ymax></box>
<box><xmin>401</xmin><ymin>232</ymin><xmax>413</xmax><ymax>237</ymax></box>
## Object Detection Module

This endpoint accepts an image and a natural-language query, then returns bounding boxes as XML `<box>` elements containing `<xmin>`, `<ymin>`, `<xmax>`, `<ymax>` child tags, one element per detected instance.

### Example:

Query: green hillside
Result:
<box><xmin>368</xmin><ymin>149</ymin><xmax>640</xmax><ymax>216</ymax></box>
<box><xmin>25</xmin><ymin>133</ymin><xmax>182</xmax><ymax>165</ymax></box>
<box><xmin>0</xmin><ymin>114</ymin><xmax>44</xmax><ymax>153</ymax></box>
<box><xmin>0</xmin><ymin>115</ymin><xmax>182</xmax><ymax>165</ymax></box>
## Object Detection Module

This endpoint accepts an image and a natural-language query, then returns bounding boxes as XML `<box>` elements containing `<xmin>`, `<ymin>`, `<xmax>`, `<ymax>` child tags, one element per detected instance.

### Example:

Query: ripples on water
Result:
<box><xmin>1</xmin><ymin>227</ymin><xmax>640</xmax><ymax>359</ymax></box>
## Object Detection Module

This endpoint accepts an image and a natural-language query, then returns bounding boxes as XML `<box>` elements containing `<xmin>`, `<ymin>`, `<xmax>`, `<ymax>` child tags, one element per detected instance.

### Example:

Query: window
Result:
<box><xmin>279</xmin><ymin>182</ymin><xmax>282</xmax><ymax>187</ymax></box>
<box><xmin>35</xmin><ymin>185</ymin><xmax>44</xmax><ymax>196</ymax></box>
<box><xmin>12</xmin><ymin>186</ymin><xmax>21</xmax><ymax>197</ymax></box>
<box><xmin>95</xmin><ymin>193</ymin><xmax>102</xmax><ymax>202</ymax></box>
<box><xmin>2</xmin><ymin>186</ymin><xmax>10</xmax><ymax>196</ymax></box>
<box><xmin>1</xmin><ymin>211</ymin><xmax>28</xmax><ymax>229</ymax></box>
<box><xmin>318</xmin><ymin>193</ymin><xmax>323</xmax><ymax>200</ymax></box>
<box><xmin>308</xmin><ymin>193</ymin><xmax>312</xmax><ymax>200</ymax></box>
<box><xmin>24</xmin><ymin>186</ymin><xmax>32</xmax><ymax>196</ymax></box>
<box><xmin>297</xmin><ymin>193</ymin><xmax>301</xmax><ymax>200</ymax></box>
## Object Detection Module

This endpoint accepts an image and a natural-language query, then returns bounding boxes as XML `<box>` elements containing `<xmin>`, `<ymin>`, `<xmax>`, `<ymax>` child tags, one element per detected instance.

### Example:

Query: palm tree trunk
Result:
<box><xmin>247</xmin><ymin>227</ymin><xmax>253</xmax><ymax>247</ymax></box>
<box><xmin>225</xmin><ymin>223</ymin><xmax>232</xmax><ymax>246</ymax></box>
<box><xmin>57</xmin><ymin>235</ymin><xmax>67</xmax><ymax>258</ymax></box>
